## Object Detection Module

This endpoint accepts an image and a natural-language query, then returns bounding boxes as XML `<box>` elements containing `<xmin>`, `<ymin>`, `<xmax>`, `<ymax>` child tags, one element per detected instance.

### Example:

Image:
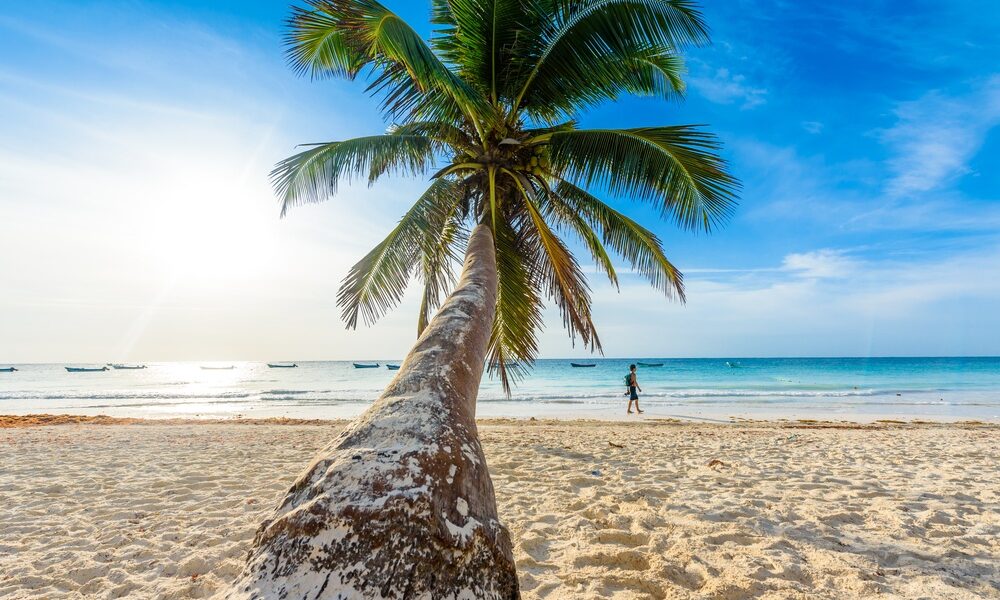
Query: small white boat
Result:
<box><xmin>110</xmin><ymin>364</ymin><xmax>147</xmax><ymax>370</ymax></box>
<box><xmin>201</xmin><ymin>365</ymin><xmax>235</xmax><ymax>370</ymax></box>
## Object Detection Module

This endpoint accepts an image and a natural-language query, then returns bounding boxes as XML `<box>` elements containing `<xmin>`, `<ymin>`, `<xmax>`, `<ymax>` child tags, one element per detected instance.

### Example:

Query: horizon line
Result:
<box><xmin>3</xmin><ymin>355</ymin><xmax>999</xmax><ymax>366</ymax></box>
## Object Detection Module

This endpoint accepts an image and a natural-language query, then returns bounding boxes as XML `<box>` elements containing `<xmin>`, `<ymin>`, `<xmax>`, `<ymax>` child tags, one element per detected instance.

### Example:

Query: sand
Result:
<box><xmin>0</xmin><ymin>418</ymin><xmax>997</xmax><ymax>599</ymax></box>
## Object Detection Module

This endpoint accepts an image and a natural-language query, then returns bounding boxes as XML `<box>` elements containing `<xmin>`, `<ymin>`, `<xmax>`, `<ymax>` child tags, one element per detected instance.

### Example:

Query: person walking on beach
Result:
<box><xmin>627</xmin><ymin>364</ymin><xmax>643</xmax><ymax>414</ymax></box>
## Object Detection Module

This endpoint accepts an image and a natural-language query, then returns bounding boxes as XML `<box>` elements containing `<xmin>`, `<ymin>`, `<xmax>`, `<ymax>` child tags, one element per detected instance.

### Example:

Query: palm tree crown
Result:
<box><xmin>273</xmin><ymin>0</ymin><xmax>740</xmax><ymax>391</ymax></box>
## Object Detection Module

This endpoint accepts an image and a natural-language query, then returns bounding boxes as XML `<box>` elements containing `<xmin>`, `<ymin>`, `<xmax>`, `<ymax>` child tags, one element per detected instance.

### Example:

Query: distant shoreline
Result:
<box><xmin>4</xmin><ymin>355</ymin><xmax>1000</xmax><ymax>365</ymax></box>
<box><xmin>2</xmin><ymin>413</ymin><xmax>997</xmax><ymax>429</ymax></box>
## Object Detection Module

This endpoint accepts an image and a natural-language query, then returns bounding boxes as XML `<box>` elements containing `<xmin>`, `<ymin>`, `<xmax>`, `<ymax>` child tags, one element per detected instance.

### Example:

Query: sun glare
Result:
<box><xmin>145</xmin><ymin>166</ymin><xmax>278</xmax><ymax>285</ymax></box>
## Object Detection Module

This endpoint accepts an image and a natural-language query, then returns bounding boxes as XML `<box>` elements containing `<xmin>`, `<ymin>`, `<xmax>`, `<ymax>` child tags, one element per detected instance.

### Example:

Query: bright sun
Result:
<box><xmin>145</xmin><ymin>166</ymin><xmax>278</xmax><ymax>285</ymax></box>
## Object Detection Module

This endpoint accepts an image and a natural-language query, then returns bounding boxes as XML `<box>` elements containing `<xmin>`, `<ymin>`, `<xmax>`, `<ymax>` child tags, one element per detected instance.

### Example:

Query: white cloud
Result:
<box><xmin>802</xmin><ymin>121</ymin><xmax>824</xmax><ymax>134</ymax></box>
<box><xmin>565</xmin><ymin>244</ymin><xmax>1000</xmax><ymax>358</ymax></box>
<box><xmin>733</xmin><ymin>135</ymin><xmax>1000</xmax><ymax>233</ymax></box>
<box><xmin>882</xmin><ymin>75</ymin><xmax>1000</xmax><ymax>198</ymax></box>
<box><xmin>782</xmin><ymin>249</ymin><xmax>856</xmax><ymax>279</ymax></box>
<box><xmin>690</xmin><ymin>67</ymin><xmax>768</xmax><ymax>109</ymax></box>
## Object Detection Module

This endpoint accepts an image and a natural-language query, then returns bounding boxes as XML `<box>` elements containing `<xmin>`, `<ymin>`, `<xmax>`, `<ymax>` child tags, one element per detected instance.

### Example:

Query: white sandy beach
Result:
<box><xmin>0</xmin><ymin>418</ymin><xmax>997</xmax><ymax>599</ymax></box>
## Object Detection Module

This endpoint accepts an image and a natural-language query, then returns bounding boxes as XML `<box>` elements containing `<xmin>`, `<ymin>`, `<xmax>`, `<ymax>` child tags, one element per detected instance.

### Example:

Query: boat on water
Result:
<box><xmin>267</xmin><ymin>363</ymin><xmax>298</xmax><ymax>368</ymax></box>
<box><xmin>570</xmin><ymin>362</ymin><xmax>597</xmax><ymax>368</ymax></box>
<box><xmin>353</xmin><ymin>363</ymin><xmax>380</xmax><ymax>369</ymax></box>
<box><xmin>66</xmin><ymin>366</ymin><xmax>108</xmax><ymax>372</ymax></box>
<box><xmin>109</xmin><ymin>364</ymin><xmax>146</xmax><ymax>370</ymax></box>
<box><xmin>637</xmin><ymin>362</ymin><xmax>664</xmax><ymax>367</ymax></box>
<box><xmin>200</xmin><ymin>365</ymin><xmax>235</xmax><ymax>370</ymax></box>
<box><xmin>386</xmin><ymin>364</ymin><xmax>400</xmax><ymax>370</ymax></box>
<box><xmin>0</xmin><ymin>367</ymin><xmax>17</xmax><ymax>372</ymax></box>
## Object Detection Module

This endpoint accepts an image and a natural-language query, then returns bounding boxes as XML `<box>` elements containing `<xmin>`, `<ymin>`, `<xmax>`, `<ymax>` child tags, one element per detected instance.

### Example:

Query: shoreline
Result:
<box><xmin>2</xmin><ymin>413</ymin><xmax>997</xmax><ymax>429</ymax></box>
<box><xmin>3</xmin><ymin>357</ymin><xmax>998</xmax><ymax>425</ymax></box>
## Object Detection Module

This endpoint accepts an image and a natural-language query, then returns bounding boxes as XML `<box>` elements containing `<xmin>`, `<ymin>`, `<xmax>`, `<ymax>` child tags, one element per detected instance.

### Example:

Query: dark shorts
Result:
<box><xmin>629</xmin><ymin>385</ymin><xmax>638</xmax><ymax>400</ymax></box>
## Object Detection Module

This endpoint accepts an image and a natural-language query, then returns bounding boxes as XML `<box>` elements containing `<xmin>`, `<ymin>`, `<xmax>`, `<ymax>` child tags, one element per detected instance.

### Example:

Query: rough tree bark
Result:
<box><xmin>222</xmin><ymin>224</ymin><xmax>519</xmax><ymax>599</ymax></box>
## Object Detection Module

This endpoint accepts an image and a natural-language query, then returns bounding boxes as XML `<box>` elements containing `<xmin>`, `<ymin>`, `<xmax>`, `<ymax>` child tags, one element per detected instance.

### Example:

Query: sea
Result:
<box><xmin>1</xmin><ymin>358</ymin><xmax>998</xmax><ymax>422</ymax></box>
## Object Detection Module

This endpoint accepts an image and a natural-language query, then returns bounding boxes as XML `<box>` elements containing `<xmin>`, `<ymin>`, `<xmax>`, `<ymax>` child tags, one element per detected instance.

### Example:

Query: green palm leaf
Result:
<box><xmin>512</xmin><ymin>172</ymin><xmax>601</xmax><ymax>352</ymax></box>
<box><xmin>429</xmin><ymin>0</ymin><xmax>536</xmax><ymax>102</ymax></box>
<box><xmin>554</xmin><ymin>179</ymin><xmax>685</xmax><ymax>300</ymax></box>
<box><xmin>338</xmin><ymin>179</ymin><xmax>465</xmax><ymax>328</ymax></box>
<box><xmin>542</xmin><ymin>126</ymin><xmax>739</xmax><ymax>231</ymax></box>
<box><xmin>276</xmin><ymin>0</ymin><xmax>741</xmax><ymax>396</ymax></box>
<box><xmin>536</xmin><ymin>182</ymin><xmax>620</xmax><ymax>289</ymax></box>
<box><xmin>271</xmin><ymin>134</ymin><xmax>438</xmax><ymax>217</ymax></box>
<box><xmin>416</xmin><ymin>199</ymin><xmax>467</xmax><ymax>335</ymax></box>
<box><xmin>512</xmin><ymin>0</ymin><xmax>708</xmax><ymax>116</ymax></box>
<box><xmin>285</xmin><ymin>5</ymin><xmax>367</xmax><ymax>79</ymax></box>
<box><xmin>389</xmin><ymin>121</ymin><xmax>479</xmax><ymax>154</ymax></box>
<box><xmin>287</xmin><ymin>0</ymin><xmax>491</xmax><ymax>127</ymax></box>
<box><xmin>488</xmin><ymin>216</ymin><xmax>544</xmax><ymax>394</ymax></box>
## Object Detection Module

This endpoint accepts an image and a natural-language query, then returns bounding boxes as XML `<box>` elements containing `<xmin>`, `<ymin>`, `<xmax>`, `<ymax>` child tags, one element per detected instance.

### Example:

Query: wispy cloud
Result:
<box><xmin>882</xmin><ymin>75</ymin><xmax>1000</xmax><ymax>198</ymax></box>
<box><xmin>801</xmin><ymin>121</ymin><xmax>824</xmax><ymax>134</ymax></box>
<box><xmin>689</xmin><ymin>67</ymin><xmax>768</xmax><ymax>109</ymax></box>
<box><xmin>733</xmin><ymin>83</ymin><xmax>1000</xmax><ymax>234</ymax></box>
<box><xmin>576</xmin><ymin>243</ymin><xmax>1000</xmax><ymax>357</ymax></box>
<box><xmin>781</xmin><ymin>249</ymin><xmax>856</xmax><ymax>279</ymax></box>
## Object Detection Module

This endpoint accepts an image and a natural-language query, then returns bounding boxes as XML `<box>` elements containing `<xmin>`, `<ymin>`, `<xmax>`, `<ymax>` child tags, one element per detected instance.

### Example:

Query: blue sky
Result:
<box><xmin>1</xmin><ymin>0</ymin><xmax>998</xmax><ymax>362</ymax></box>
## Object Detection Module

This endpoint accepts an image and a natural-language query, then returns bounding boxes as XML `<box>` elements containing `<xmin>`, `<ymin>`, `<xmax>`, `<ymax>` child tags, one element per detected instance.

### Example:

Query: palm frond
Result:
<box><xmin>524</xmin><ymin>47</ymin><xmax>689</xmax><ymax>120</ymax></box>
<box><xmin>487</xmin><ymin>216</ymin><xmax>544</xmax><ymax>394</ymax></box>
<box><xmin>512</xmin><ymin>172</ymin><xmax>601</xmax><ymax>352</ymax></box>
<box><xmin>628</xmin><ymin>52</ymin><xmax>688</xmax><ymax>98</ymax></box>
<box><xmin>511</xmin><ymin>0</ymin><xmax>708</xmax><ymax>116</ymax></box>
<box><xmin>416</xmin><ymin>202</ymin><xmax>468</xmax><ymax>336</ymax></box>
<box><xmin>544</xmin><ymin>126</ymin><xmax>739</xmax><ymax>231</ymax></box>
<box><xmin>278</xmin><ymin>0</ymin><xmax>740</xmax><ymax>397</ymax></box>
<box><xmin>271</xmin><ymin>134</ymin><xmax>438</xmax><ymax>217</ymax></box>
<box><xmin>555</xmin><ymin>179</ymin><xmax>685</xmax><ymax>300</ymax></box>
<box><xmin>337</xmin><ymin>179</ymin><xmax>465</xmax><ymax>328</ymax></box>
<box><xmin>536</xmin><ymin>181</ymin><xmax>619</xmax><ymax>289</ymax></box>
<box><xmin>429</xmin><ymin>0</ymin><xmax>543</xmax><ymax>103</ymax></box>
<box><xmin>524</xmin><ymin>120</ymin><xmax>578</xmax><ymax>138</ymax></box>
<box><xmin>285</xmin><ymin>4</ymin><xmax>367</xmax><ymax>79</ymax></box>
<box><xmin>388</xmin><ymin>121</ymin><xmax>479</xmax><ymax>154</ymax></box>
<box><xmin>287</xmin><ymin>0</ymin><xmax>490</xmax><ymax>127</ymax></box>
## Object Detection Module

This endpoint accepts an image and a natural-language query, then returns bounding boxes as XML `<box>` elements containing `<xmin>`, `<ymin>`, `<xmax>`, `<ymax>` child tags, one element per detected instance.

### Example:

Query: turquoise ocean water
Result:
<box><xmin>1</xmin><ymin>358</ymin><xmax>998</xmax><ymax>422</ymax></box>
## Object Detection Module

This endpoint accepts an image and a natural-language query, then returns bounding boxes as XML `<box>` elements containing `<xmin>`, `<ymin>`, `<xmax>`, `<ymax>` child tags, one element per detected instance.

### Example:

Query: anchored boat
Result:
<box><xmin>353</xmin><ymin>363</ymin><xmax>380</xmax><ymax>369</ymax></box>
<box><xmin>201</xmin><ymin>365</ymin><xmax>235</xmax><ymax>370</ymax></box>
<box><xmin>386</xmin><ymin>364</ymin><xmax>400</xmax><ymax>370</ymax></box>
<box><xmin>110</xmin><ymin>364</ymin><xmax>146</xmax><ymax>370</ymax></box>
<box><xmin>66</xmin><ymin>366</ymin><xmax>108</xmax><ymax>372</ymax></box>
<box><xmin>267</xmin><ymin>363</ymin><xmax>298</xmax><ymax>368</ymax></box>
<box><xmin>0</xmin><ymin>367</ymin><xmax>17</xmax><ymax>372</ymax></box>
<box><xmin>637</xmin><ymin>362</ymin><xmax>664</xmax><ymax>367</ymax></box>
<box><xmin>570</xmin><ymin>362</ymin><xmax>597</xmax><ymax>368</ymax></box>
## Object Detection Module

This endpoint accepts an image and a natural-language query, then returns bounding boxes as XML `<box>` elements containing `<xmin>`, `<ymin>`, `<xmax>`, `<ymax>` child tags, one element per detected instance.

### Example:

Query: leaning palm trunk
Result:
<box><xmin>223</xmin><ymin>224</ymin><xmax>518</xmax><ymax>599</ymax></box>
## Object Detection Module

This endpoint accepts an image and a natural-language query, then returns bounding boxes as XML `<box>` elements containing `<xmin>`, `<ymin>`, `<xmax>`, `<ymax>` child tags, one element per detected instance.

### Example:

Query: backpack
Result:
<box><xmin>624</xmin><ymin>373</ymin><xmax>632</xmax><ymax>387</ymax></box>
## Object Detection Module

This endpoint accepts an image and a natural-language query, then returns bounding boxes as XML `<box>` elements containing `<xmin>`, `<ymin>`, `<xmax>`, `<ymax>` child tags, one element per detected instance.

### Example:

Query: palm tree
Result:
<box><xmin>227</xmin><ymin>1</ymin><xmax>738</xmax><ymax>598</ymax></box>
